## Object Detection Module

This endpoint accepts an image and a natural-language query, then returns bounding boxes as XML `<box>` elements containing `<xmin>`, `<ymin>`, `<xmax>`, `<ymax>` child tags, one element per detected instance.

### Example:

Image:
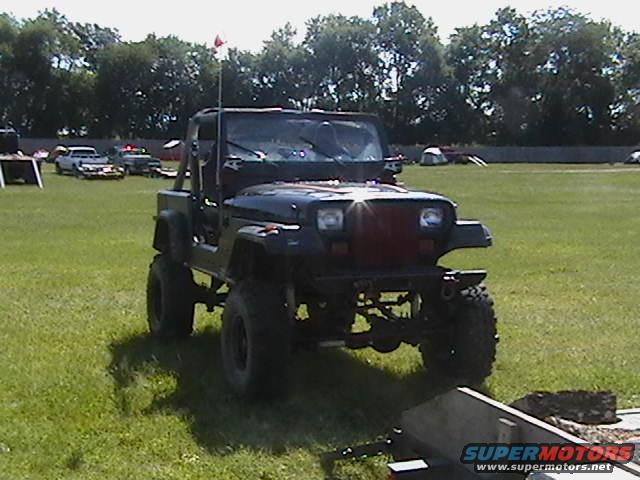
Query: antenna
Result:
<box><xmin>216</xmin><ymin>56</ymin><xmax>223</xmax><ymax>193</ymax></box>
<box><xmin>214</xmin><ymin>34</ymin><xmax>225</xmax><ymax>198</ymax></box>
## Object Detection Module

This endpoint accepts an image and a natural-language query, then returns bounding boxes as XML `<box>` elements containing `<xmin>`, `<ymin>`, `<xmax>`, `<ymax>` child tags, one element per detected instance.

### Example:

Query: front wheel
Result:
<box><xmin>419</xmin><ymin>285</ymin><xmax>498</xmax><ymax>386</ymax></box>
<box><xmin>55</xmin><ymin>163</ymin><xmax>62</xmax><ymax>175</ymax></box>
<box><xmin>221</xmin><ymin>280</ymin><xmax>290</xmax><ymax>400</ymax></box>
<box><xmin>146</xmin><ymin>254</ymin><xmax>195</xmax><ymax>339</ymax></box>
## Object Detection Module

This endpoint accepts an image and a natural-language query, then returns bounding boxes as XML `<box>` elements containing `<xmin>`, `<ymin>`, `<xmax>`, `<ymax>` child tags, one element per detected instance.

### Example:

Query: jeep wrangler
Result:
<box><xmin>147</xmin><ymin>107</ymin><xmax>497</xmax><ymax>400</ymax></box>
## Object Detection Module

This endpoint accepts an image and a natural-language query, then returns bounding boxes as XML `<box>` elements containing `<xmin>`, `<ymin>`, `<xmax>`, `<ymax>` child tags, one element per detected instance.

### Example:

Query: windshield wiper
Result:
<box><xmin>226</xmin><ymin>140</ymin><xmax>266</xmax><ymax>160</ymax></box>
<box><xmin>298</xmin><ymin>136</ymin><xmax>347</xmax><ymax>168</ymax></box>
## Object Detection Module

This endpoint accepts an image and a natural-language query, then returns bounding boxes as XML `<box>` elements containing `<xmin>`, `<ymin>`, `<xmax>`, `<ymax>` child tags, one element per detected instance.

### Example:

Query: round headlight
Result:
<box><xmin>317</xmin><ymin>208</ymin><xmax>344</xmax><ymax>231</ymax></box>
<box><xmin>420</xmin><ymin>207</ymin><xmax>444</xmax><ymax>228</ymax></box>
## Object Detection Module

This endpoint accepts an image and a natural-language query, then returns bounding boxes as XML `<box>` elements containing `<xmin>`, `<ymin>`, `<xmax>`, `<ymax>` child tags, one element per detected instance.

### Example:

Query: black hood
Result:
<box><xmin>225</xmin><ymin>181</ymin><xmax>454</xmax><ymax>224</ymax></box>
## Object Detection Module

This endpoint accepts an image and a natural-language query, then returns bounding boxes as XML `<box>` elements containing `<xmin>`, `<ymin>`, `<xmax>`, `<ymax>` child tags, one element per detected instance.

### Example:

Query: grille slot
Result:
<box><xmin>350</xmin><ymin>204</ymin><xmax>419</xmax><ymax>268</ymax></box>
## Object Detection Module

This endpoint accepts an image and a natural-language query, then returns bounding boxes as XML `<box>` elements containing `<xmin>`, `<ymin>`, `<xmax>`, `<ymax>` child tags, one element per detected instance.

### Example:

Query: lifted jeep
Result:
<box><xmin>147</xmin><ymin>107</ymin><xmax>497</xmax><ymax>400</ymax></box>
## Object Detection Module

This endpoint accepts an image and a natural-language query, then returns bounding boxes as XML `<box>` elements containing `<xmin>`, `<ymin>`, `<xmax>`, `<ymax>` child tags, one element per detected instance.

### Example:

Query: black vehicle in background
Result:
<box><xmin>0</xmin><ymin>128</ymin><xmax>19</xmax><ymax>154</ymax></box>
<box><xmin>146</xmin><ymin>108</ymin><xmax>497</xmax><ymax>400</ymax></box>
<box><xmin>108</xmin><ymin>144</ymin><xmax>161</xmax><ymax>175</ymax></box>
<box><xmin>0</xmin><ymin>128</ymin><xmax>42</xmax><ymax>185</ymax></box>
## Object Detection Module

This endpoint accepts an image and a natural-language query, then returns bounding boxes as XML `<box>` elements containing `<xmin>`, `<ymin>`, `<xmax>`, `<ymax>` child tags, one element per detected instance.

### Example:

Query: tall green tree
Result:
<box><xmin>446</xmin><ymin>8</ymin><xmax>536</xmax><ymax>144</ymax></box>
<box><xmin>144</xmin><ymin>35</ymin><xmax>218</xmax><ymax>137</ymax></box>
<box><xmin>527</xmin><ymin>8</ymin><xmax>619</xmax><ymax>145</ymax></box>
<box><xmin>611</xmin><ymin>32</ymin><xmax>640</xmax><ymax>142</ymax></box>
<box><xmin>302</xmin><ymin>14</ymin><xmax>381</xmax><ymax>111</ymax></box>
<box><xmin>1</xmin><ymin>3</ymin><xmax>639</xmax><ymax>144</ymax></box>
<box><xmin>221</xmin><ymin>48</ymin><xmax>259</xmax><ymax>108</ymax></box>
<box><xmin>447</xmin><ymin>7</ymin><xmax>621</xmax><ymax>145</ymax></box>
<box><xmin>372</xmin><ymin>2</ymin><xmax>446</xmax><ymax>143</ymax></box>
<box><xmin>71</xmin><ymin>22</ymin><xmax>120</xmax><ymax>71</ymax></box>
<box><xmin>2</xmin><ymin>10</ymin><xmax>102</xmax><ymax>136</ymax></box>
<box><xmin>10</xmin><ymin>15</ymin><xmax>65</xmax><ymax>136</ymax></box>
<box><xmin>252</xmin><ymin>24</ymin><xmax>306</xmax><ymax>108</ymax></box>
<box><xmin>0</xmin><ymin>14</ymin><xmax>19</xmax><ymax>126</ymax></box>
<box><xmin>93</xmin><ymin>41</ymin><xmax>154</xmax><ymax>137</ymax></box>
<box><xmin>93</xmin><ymin>35</ymin><xmax>218</xmax><ymax>138</ymax></box>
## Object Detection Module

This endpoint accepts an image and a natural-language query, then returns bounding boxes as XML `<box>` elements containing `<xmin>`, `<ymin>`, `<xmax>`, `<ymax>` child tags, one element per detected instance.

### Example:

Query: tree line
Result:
<box><xmin>0</xmin><ymin>4</ymin><xmax>639</xmax><ymax>145</ymax></box>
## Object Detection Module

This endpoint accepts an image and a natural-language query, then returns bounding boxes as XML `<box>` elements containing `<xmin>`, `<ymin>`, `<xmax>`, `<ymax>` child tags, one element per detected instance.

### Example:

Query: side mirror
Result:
<box><xmin>383</xmin><ymin>156</ymin><xmax>403</xmax><ymax>174</ymax></box>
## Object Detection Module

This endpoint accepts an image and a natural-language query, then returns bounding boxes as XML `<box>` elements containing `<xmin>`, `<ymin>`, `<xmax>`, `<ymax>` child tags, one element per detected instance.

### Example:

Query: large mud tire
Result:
<box><xmin>146</xmin><ymin>254</ymin><xmax>195</xmax><ymax>339</ymax></box>
<box><xmin>221</xmin><ymin>280</ymin><xmax>291</xmax><ymax>400</ymax></box>
<box><xmin>420</xmin><ymin>285</ymin><xmax>497</xmax><ymax>385</ymax></box>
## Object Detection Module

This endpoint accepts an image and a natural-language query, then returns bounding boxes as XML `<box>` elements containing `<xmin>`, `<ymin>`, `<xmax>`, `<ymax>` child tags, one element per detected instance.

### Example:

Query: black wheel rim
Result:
<box><xmin>230</xmin><ymin>315</ymin><xmax>248</xmax><ymax>371</ymax></box>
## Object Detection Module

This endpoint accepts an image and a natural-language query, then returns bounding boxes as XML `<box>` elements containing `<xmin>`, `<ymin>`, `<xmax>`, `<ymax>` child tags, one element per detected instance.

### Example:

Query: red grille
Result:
<box><xmin>350</xmin><ymin>204</ymin><xmax>419</xmax><ymax>268</ymax></box>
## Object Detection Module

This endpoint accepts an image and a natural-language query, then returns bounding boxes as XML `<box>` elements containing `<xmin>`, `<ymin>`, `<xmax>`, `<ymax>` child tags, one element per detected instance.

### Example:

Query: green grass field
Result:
<box><xmin>1</xmin><ymin>164</ymin><xmax>639</xmax><ymax>479</ymax></box>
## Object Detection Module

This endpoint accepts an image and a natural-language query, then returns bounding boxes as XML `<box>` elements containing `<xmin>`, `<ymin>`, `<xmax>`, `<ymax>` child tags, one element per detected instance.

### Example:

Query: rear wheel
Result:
<box><xmin>419</xmin><ymin>285</ymin><xmax>497</xmax><ymax>385</ymax></box>
<box><xmin>221</xmin><ymin>280</ymin><xmax>290</xmax><ymax>400</ymax></box>
<box><xmin>146</xmin><ymin>254</ymin><xmax>195</xmax><ymax>339</ymax></box>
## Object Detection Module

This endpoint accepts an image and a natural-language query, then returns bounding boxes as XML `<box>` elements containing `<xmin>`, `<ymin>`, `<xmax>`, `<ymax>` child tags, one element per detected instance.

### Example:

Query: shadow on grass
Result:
<box><xmin>108</xmin><ymin>327</ymin><xmax>454</xmax><ymax>457</ymax></box>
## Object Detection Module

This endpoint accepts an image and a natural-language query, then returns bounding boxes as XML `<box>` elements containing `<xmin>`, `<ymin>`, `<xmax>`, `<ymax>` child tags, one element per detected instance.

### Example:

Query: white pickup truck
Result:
<box><xmin>54</xmin><ymin>146</ymin><xmax>124</xmax><ymax>179</ymax></box>
<box><xmin>625</xmin><ymin>150</ymin><xmax>640</xmax><ymax>164</ymax></box>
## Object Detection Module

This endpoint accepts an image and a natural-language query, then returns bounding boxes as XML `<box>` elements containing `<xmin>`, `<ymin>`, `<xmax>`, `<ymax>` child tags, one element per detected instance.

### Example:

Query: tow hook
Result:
<box><xmin>440</xmin><ymin>275</ymin><xmax>458</xmax><ymax>301</ymax></box>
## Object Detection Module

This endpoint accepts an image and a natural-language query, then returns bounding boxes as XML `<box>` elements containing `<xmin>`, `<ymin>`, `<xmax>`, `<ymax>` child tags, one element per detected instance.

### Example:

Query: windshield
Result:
<box><xmin>82</xmin><ymin>157</ymin><xmax>109</xmax><ymax>164</ymax></box>
<box><xmin>225</xmin><ymin>114</ymin><xmax>384</xmax><ymax>162</ymax></box>
<box><xmin>70</xmin><ymin>149</ymin><xmax>98</xmax><ymax>157</ymax></box>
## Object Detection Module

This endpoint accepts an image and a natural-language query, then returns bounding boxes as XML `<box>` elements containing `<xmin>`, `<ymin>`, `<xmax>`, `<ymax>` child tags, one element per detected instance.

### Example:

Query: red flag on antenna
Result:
<box><xmin>214</xmin><ymin>35</ymin><xmax>225</xmax><ymax>49</ymax></box>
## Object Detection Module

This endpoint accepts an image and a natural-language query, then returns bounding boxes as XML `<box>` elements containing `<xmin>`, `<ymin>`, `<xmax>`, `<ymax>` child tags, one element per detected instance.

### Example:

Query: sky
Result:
<box><xmin>2</xmin><ymin>0</ymin><xmax>639</xmax><ymax>51</ymax></box>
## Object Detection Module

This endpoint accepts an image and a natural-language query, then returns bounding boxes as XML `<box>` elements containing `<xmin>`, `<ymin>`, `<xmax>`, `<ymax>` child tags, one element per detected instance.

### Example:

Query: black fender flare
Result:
<box><xmin>234</xmin><ymin>225</ymin><xmax>324</xmax><ymax>255</ymax></box>
<box><xmin>153</xmin><ymin>209</ymin><xmax>191</xmax><ymax>263</ymax></box>
<box><xmin>225</xmin><ymin>224</ymin><xmax>323</xmax><ymax>282</ymax></box>
<box><xmin>442</xmin><ymin>221</ymin><xmax>492</xmax><ymax>254</ymax></box>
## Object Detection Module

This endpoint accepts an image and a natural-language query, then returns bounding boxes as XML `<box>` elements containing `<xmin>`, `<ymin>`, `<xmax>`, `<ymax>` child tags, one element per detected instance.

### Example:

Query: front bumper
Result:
<box><xmin>80</xmin><ymin>169</ymin><xmax>124</xmax><ymax>179</ymax></box>
<box><xmin>149</xmin><ymin>167</ymin><xmax>178</xmax><ymax>178</ymax></box>
<box><xmin>228</xmin><ymin>220</ymin><xmax>491</xmax><ymax>293</ymax></box>
<box><xmin>311</xmin><ymin>266</ymin><xmax>486</xmax><ymax>294</ymax></box>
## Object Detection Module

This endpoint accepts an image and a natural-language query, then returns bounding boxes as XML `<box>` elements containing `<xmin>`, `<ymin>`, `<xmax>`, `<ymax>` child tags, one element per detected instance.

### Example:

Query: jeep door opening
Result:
<box><xmin>147</xmin><ymin>107</ymin><xmax>497</xmax><ymax>400</ymax></box>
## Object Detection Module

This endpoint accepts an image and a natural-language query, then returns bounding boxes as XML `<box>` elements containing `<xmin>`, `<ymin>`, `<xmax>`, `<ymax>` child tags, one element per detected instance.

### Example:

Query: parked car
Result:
<box><xmin>148</xmin><ymin>165</ymin><xmax>185</xmax><ymax>179</ymax></box>
<box><xmin>624</xmin><ymin>150</ymin><xmax>640</xmax><ymax>164</ymax></box>
<box><xmin>55</xmin><ymin>146</ymin><xmax>124</xmax><ymax>179</ymax></box>
<box><xmin>146</xmin><ymin>107</ymin><xmax>497</xmax><ymax>400</ymax></box>
<box><xmin>107</xmin><ymin>144</ymin><xmax>161</xmax><ymax>175</ymax></box>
